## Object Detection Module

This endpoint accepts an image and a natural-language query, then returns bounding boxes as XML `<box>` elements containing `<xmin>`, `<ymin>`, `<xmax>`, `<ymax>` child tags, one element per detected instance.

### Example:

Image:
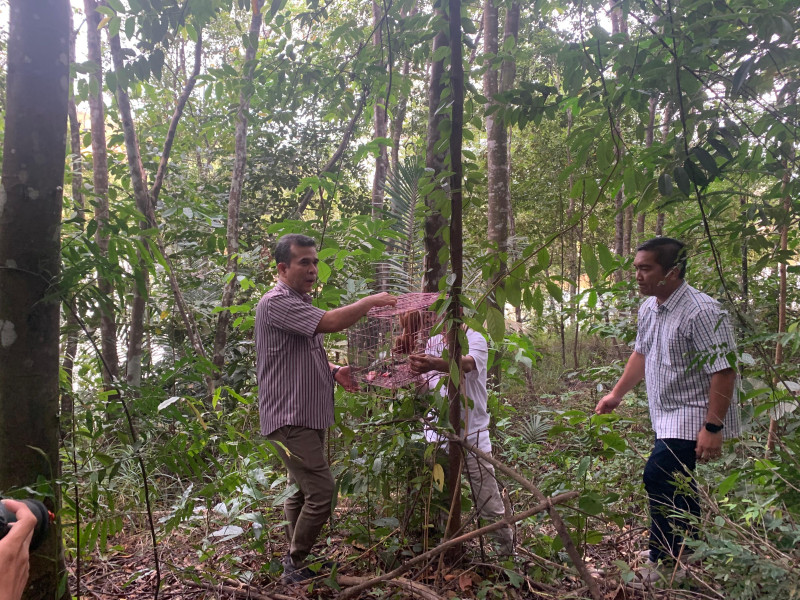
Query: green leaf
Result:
<box><xmin>673</xmin><ymin>166</ymin><xmax>691</xmax><ymax>195</ymax></box>
<box><xmin>597</xmin><ymin>243</ymin><xmax>614</xmax><ymax>271</ymax></box>
<box><xmin>532</xmin><ymin>287</ymin><xmax>544</xmax><ymax>316</ymax></box>
<box><xmin>731</xmin><ymin>58</ymin><xmax>753</xmax><ymax>98</ymax></box>
<box><xmin>579</xmin><ymin>493</ymin><xmax>603</xmax><ymax>516</ymax></box>
<box><xmin>693</xmin><ymin>147</ymin><xmax>718</xmax><ymax>177</ymax></box>
<box><xmin>545</xmin><ymin>280</ymin><xmax>563</xmax><ymax>303</ymax></box>
<box><xmin>658</xmin><ymin>173</ymin><xmax>673</xmax><ymax>196</ymax></box>
<box><xmin>486</xmin><ymin>306</ymin><xmax>505</xmax><ymax>343</ymax></box>
<box><xmin>431</xmin><ymin>45</ymin><xmax>450</xmax><ymax>62</ymax></box>
<box><xmin>717</xmin><ymin>472</ymin><xmax>740</xmax><ymax>495</ymax></box>
<box><xmin>708</xmin><ymin>137</ymin><xmax>733</xmax><ymax>160</ymax></box>
<box><xmin>582</xmin><ymin>244</ymin><xmax>599</xmax><ymax>284</ymax></box>
<box><xmin>106</xmin><ymin>0</ymin><xmax>125</xmax><ymax>12</ymax></box>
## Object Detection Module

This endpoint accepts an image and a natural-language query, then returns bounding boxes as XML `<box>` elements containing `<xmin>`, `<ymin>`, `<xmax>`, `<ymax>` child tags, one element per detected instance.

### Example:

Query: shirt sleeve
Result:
<box><xmin>464</xmin><ymin>329</ymin><xmax>488</xmax><ymax>376</ymax></box>
<box><xmin>264</xmin><ymin>293</ymin><xmax>325</xmax><ymax>338</ymax></box>
<box><xmin>691</xmin><ymin>305</ymin><xmax>737</xmax><ymax>374</ymax></box>
<box><xmin>634</xmin><ymin>303</ymin><xmax>647</xmax><ymax>355</ymax></box>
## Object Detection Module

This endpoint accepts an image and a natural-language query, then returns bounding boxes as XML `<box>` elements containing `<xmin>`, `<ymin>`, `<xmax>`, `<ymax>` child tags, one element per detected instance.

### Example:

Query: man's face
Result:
<box><xmin>278</xmin><ymin>244</ymin><xmax>318</xmax><ymax>294</ymax></box>
<box><xmin>633</xmin><ymin>250</ymin><xmax>671</xmax><ymax>297</ymax></box>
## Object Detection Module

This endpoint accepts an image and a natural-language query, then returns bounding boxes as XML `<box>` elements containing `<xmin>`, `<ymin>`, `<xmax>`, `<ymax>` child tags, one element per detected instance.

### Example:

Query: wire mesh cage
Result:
<box><xmin>347</xmin><ymin>292</ymin><xmax>442</xmax><ymax>391</ymax></box>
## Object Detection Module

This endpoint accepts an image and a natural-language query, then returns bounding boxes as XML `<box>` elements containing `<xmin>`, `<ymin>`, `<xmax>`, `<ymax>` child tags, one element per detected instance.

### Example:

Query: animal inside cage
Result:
<box><xmin>348</xmin><ymin>292</ymin><xmax>442</xmax><ymax>390</ymax></box>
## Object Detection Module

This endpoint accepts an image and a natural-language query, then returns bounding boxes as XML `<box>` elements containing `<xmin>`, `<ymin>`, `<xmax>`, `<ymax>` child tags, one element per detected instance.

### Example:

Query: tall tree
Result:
<box><xmin>84</xmin><ymin>0</ymin><xmax>120</xmax><ymax>388</ymax></box>
<box><xmin>0</xmin><ymin>1</ymin><xmax>70</xmax><ymax>597</ymax></box>
<box><xmin>213</xmin><ymin>0</ymin><xmax>263</xmax><ymax>377</ymax></box>
<box><xmin>423</xmin><ymin>2</ymin><xmax>449</xmax><ymax>293</ymax></box>
<box><xmin>372</xmin><ymin>0</ymin><xmax>390</xmax><ymax>291</ymax></box>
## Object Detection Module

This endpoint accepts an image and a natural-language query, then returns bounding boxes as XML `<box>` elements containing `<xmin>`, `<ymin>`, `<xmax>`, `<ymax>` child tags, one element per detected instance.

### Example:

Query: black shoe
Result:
<box><xmin>280</xmin><ymin>557</ymin><xmax>317</xmax><ymax>584</ymax></box>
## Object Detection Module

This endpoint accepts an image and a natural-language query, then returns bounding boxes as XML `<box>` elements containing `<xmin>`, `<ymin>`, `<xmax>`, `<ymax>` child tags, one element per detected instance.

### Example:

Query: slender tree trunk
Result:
<box><xmin>372</xmin><ymin>0</ymin><xmax>390</xmax><ymax>291</ymax></box>
<box><xmin>213</xmin><ymin>3</ymin><xmax>263</xmax><ymax>376</ymax></box>
<box><xmin>63</xmin><ymin>8</ymin><xmax>85</xmax><ymax>435</ymax></box>
<box><xmin>444</xmin><ymin>0</ymin><xmax>464</xmax><ymax>554</ymax></box>
<box><xmin>611</xmin><ymin>0</ymin><xmax>627</xmax><ymax>280</ymax></box>
<box><xmin>656</xmin><ymin>101</ymin><xmax>674</xmax><ymax>235</ymax></box>
<box><xmin>740</xmin><ymin>196</ymin><xmax>748</xmax><ymax>312</ymax></box>
<box><xmin>767</xmin><ymin>159</ymin><xmax>793</xmax><ymax>455</ymax></box>
<box><xmin>85</xmin><ymin>0</ymin><xmax>120</xmax><ymax>387</ymax></box>
<box><xmin>109</xmin><ymin>30</ymin><xmax>208</xmax><ymax>391</ymax></box>
<box><xmin>390</xmin><ymin>57</ymin><xmax>412</xmax><ymax>172</ymax></box>
<box><xmin>423</xmin><ymin>2</ymin><xmax>449</xmax><ymax>292</ymax></box>
<box><xmin>0</xmin><ymin>2</ymin><xmax>70</xmax><ymax>598</ymax></box>
<box><xmin>292</xmin><ymin>92</ymin><xmax>367</xmax><ymax>218</ymax></box>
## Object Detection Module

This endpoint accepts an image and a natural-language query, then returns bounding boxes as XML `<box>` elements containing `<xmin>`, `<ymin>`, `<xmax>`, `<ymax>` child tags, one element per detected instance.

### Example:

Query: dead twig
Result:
<box><xmin>338</xmin><ymin>574</ymin><xmax>443</xmax><ymax>600</ymax></box>
<box><xmin>337</xmin><ymin>491</ymin><xmax>579</xmax><ymax>599</ymax></box>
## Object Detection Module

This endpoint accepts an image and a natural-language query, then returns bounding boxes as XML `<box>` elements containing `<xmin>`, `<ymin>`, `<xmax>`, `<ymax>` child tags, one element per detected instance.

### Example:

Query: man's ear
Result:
<box><xmin>276</xmin><ymin>262</ymin><xmax>287</xmax><ymax>276</ymax></box>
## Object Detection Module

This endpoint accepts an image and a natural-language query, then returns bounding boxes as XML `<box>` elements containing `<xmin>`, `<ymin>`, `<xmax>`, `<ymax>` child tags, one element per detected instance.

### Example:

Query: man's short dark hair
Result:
<box><xmin>636</xmin><ymin>237</ymin><xmax>687</xmax><ymax>278</ymax></box>
<box><xmin>274</xmin><ymin>234</ymin><xmax>317</xmax><ymax>266</ymax></box>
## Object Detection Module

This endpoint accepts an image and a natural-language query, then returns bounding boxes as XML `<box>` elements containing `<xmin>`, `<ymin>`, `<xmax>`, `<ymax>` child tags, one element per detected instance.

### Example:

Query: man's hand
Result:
<box><xmin>365</xmin><ymin>292</ymin><xmax>397</xmax><ymax>309</ymax></box>
<box><xmin>696</xmin><ymin>427</ymin><xmax>723</xmax><ymax>462</ymax></box>
<box><xmin>595</xmin><ymin>393</ymin><xmax>622</xmax><ymax>415</ymax></box>
<box><xmin>0</xmin><ymin>500</ymin><xmax>37</xmax><ymax>600</ymax></box>
<box><xmin>334</xmin><ymin>365</ymin><xmax>359</xmax><ymax>393</ymax></box>
<box><xmin>409</xmin><ymin>353</ymin><xmax>446</xmax><ymax>375</ymax></box>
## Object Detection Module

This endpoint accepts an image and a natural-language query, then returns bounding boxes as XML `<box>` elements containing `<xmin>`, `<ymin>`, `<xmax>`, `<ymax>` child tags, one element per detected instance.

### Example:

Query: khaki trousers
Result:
<box><xmin>267</xmin><ymin>426</ymin><xmax>335</xmax><ymax>564</ymax></box>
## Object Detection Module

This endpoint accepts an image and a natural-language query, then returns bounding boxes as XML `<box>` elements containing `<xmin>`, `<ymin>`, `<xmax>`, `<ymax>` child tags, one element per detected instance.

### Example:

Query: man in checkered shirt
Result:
<box><xmin>595</xmin><ymin>237</ymin><xmax>740</xmax><ymax>588</ymax></box>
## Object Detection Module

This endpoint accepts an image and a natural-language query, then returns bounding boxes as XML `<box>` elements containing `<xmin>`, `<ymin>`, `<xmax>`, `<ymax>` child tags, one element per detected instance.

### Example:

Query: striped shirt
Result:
<box><xmin>635</xmin><ymin>282</ymin><xmax>741</xmax><ymax>440</ymax></box>
<box><xmin>255</xmin><ymin>281</ymin><xmax>333</xmax><ymax>435</ymax></box>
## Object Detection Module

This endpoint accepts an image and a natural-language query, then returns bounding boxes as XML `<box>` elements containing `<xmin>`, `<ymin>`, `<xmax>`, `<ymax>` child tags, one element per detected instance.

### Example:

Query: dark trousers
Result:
<box><xmin>642</xmin><ymin>438</ymin><xmax>700</xmax><ymax>562</ymax></box>
<box><xmin>267</xmin><ymin>426</ymin><xmax>335</xmax><ymax>564</ymax></box>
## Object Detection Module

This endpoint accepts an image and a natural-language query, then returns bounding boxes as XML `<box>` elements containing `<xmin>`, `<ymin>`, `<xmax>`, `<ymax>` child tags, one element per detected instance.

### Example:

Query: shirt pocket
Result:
<box><xmin>664</xmin><ymin>332</ymin><xmax>693</xmax><ymax>372</ymax></box>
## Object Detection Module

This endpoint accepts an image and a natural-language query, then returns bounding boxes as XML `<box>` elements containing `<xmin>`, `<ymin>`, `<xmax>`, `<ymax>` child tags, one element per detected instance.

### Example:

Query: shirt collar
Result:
<box><xmin>275</xmin><ymin>280</ymin><xmax>312</xmax><ymax>304</ymax></box>
<box><xmin>657</xmin><ymin>281</ymin><xmax>688</xmax><ymax>312</ymax></box>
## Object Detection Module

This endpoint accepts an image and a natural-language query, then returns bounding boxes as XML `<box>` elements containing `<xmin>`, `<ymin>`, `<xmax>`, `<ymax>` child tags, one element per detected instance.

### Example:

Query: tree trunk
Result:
<box><xmin>372</xmin><ymin>0</ymin><xmax>390</xmax><ymax>291</ymax></box>
<box><xmin>213</xmin><ymin>3</ymin><xmax>263</xmax><ymax>376</ymax></box>
<box><xmin>390</xmin><ymin>57</ymin><xmax>412</xmax><ymax>172</ymax></box>
<box><xmin>740</xmin><ymin>196</ymin><xmax>748</xmax><ymax>313</ymax></box>
<box><xmin>767</xmin><ymin>157</ymin><xmax>793</xmax><ymax>455</ymax></box>
<box><xmin>611</xmin><ymin>0</ymin><xmax>627</xmax><ymax>280</ymax></box>
<box><xmin>444</xmin><ymin>0</ymin><xmax>465</xmax><ymax>553</ymax></box>
<box><xmin>63</xmin><ymin>8</ymin><xmax>85</xmax><ymax>436</ymax></box>
<box><xmin>0</xmin><ymin>2</ymin><xmax>70</xmax><ymax>598</ymax></box>
<box><xmin>656</xmin><ymin>101</ymin><xmax>674</xmax><ymax>235</ymax></box>
<box><xmin>423</xmin><ymin>2</ymin><xmax>449</xmax><ymax>293</ymax></box>
<box><xmin>109</xmin><ymin>31</ymin><xmax>209</xmax><ymax>391</ymax></box>
<box><xmin>85</xmin><ymin>0</ymin><xmax>120</xmax><ymax>388</ymax></box>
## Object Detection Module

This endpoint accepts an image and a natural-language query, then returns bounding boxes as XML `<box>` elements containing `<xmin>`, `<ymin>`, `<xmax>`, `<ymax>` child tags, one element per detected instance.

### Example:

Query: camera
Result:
<box><xmin>0</xmin><ymin>499</ymin><xmax>52</xmax><ymax>551</ymax></box>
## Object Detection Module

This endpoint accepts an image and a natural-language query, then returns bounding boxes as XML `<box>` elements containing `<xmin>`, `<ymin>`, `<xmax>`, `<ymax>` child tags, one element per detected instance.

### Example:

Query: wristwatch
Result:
<box><xmin>331</xmin><ymin>366</ymin><xmax>341</xmax><ymax>380</ymax></box>
<box><xmin>704</xmin><ymin>422</ymin><xmax>724</xmax><ymax>433</ymax></box>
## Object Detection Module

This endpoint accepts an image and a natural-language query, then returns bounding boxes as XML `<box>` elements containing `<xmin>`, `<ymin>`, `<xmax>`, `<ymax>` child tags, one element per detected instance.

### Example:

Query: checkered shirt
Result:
<box><xmin>634</xmin><ymin>282</ymin><xmax>741</xmax><ymax>440</ymax></box>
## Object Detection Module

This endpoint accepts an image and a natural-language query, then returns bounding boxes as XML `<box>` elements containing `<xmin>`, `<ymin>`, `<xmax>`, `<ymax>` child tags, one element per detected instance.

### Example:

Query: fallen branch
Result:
<box><xmin>187</xmin><ymin>580</ymin><xmax>294</xmax><ymax>600</ymax></box>
<box><xmin>337</xmin><ymin>491</ymin><xmax>579</xmax><ymax>599</ymax></box>
<box><xmin>338</xmin><ymin>575</ymin><xmax>443</xmax><ymax>600</ymax></box>
<box><xmin>437</xmin><ymin>429</ymin><xmax>603</xmax><ymax>600</ymax></box>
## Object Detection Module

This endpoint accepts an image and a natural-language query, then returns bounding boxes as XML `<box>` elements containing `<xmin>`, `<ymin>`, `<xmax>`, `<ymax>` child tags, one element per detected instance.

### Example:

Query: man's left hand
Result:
<box><xmin>696</xmin><ymin>428</ymin><xmax>723</xmax><ymax>462</ymax></box>
<box><xmin>335</xmin><ymin>366</ymin><xmax>359</xmax><ymax>393</ymax></box>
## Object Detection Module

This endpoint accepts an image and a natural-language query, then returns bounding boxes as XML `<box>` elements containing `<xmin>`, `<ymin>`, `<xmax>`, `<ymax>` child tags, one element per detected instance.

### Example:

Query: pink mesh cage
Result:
<box><xmin>347</xmin><ymin>292</ymin><xmax>442</xmax><ymax>391</ymax></box>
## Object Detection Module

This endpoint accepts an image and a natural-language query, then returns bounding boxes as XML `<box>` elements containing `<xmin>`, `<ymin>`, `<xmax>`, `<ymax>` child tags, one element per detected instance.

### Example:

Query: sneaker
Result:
<box><xmin>280</xmin><ymin>556</ymin><xmax>317</xmax><ymax>584</ymax></box>
<box><xmin>627</xmin><ymin>560</ymin><xmax>686</xmax><ymax>590</ymax></box>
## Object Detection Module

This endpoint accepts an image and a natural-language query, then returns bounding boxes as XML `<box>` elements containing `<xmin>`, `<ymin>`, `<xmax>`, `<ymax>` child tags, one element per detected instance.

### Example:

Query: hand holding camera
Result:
<box><xmin>0</xmin><ymin>499</ymin><xmax>50</xmax><ymax>600</ymax></box>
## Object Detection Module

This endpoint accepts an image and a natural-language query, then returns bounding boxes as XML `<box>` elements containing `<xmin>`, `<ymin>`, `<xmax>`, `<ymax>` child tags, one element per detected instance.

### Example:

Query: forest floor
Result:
<box><xmin>66</xmin><ymin>372</ymin><xmax>696</xmax><ymax>600</ymax></box>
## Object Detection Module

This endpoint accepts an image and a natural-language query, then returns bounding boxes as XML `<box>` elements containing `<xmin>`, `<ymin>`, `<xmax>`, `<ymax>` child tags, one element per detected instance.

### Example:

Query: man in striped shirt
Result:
<box><xmin>256</xmin><ymin>233</ymin><xmax>395</xmax><ymax>582</ymax></box>
<box><xmin>595</xmin><ymin>237</ymin><xmax>740</xmax><ymax>588</ymax></box>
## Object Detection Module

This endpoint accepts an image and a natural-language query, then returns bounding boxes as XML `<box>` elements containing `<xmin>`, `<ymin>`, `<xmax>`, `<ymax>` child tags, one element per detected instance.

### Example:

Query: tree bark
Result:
<box><xmin>767</xmin><ymin>157</ymin><xmax>793</xmax><ymax>455</ymax></box>
<box><xmin>0</xmin><ymin>2</ymin><xmax>70</xmax><ymax>598</ymax></box>
<box><xmin>63</xmin><ymin>7</ymin><xmax>85</xmax><ymax>435</ymax></box>
<box><xmin>109</xmin><ymin>30</ymin><xmax>208</xmax><ymax>391</ymax></box>
<box><xmin>390</xmin><ymin>56</ymin><xmax>412</xmax><ymax>172</ymax></box>
<box><xmin>291</xmin><ymin>92</ymin><xmax>367</xmax><ymax>219</ymax></box>
<box><xmin>85</xmin><ymin>0</ymin><xmax>120</xmax><ymax>388</ymax></box>
<box><xmin>423</xmin><ymin>2</ymin><xmax>449</xmax><ymax>293</ymax></box>
<box><xmin>444</xmin><ymin>0</ymin><xmax>465</xmax><ymax>553</ymax></box>
<box><xmin>372</xmin><ymin>0</ymin><xmax>390</xmax><ymax>291</ymax></box>
<box><xmin>213</xmin><ymin>3</ymin><xmax>263</xmax><ymax>376</ymax></box>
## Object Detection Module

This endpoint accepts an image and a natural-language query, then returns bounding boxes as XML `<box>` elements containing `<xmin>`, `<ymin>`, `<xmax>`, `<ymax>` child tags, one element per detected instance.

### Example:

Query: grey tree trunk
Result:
<box><xmin>0</xmin><ymin>1</ymin><xmax>70</xmax><ymax>598</ymax></box>
<box><xmin>85</xmin><ymin>0</ymin><xmax>120</xmax><ymax>388</ymax></box>
<box><xmin>213</xmin><ymin>3</ymin><xmax>263</xmax><ymax>375</ymax></box>
<box><xmin>423</xmin><ymin>2</ymin><xmax>449</xmax><ymax>292</ymax></box>
<box><xmin>372</xmin><ymin>0</ymin><xmax>389</xmax><ymax>291</ymax></box>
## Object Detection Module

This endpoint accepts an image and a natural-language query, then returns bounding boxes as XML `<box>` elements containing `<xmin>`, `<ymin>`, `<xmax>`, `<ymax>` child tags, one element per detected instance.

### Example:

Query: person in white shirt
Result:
<box><xmin>410</xmin><ymin>327</ymin><xmax>514</xmax><ymax>556</ymax></box>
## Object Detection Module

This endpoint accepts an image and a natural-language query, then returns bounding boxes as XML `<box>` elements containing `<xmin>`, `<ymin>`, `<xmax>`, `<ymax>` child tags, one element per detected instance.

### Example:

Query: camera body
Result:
<box><xmin>0</xmin><ymin>499</ymin><xmax>51</xmax><ymax>551</ymax></box>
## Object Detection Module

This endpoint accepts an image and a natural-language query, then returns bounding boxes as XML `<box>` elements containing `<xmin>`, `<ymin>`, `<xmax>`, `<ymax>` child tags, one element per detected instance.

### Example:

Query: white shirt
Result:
<box><xmin>634</xmin><ymin>282</ymin><xmax>741</xmax><ymax>440</ymax></box>
<box><xmin>423</xmin><ymin>328</ymin><xmax>492</xmax><ymax>447</ymax></box>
